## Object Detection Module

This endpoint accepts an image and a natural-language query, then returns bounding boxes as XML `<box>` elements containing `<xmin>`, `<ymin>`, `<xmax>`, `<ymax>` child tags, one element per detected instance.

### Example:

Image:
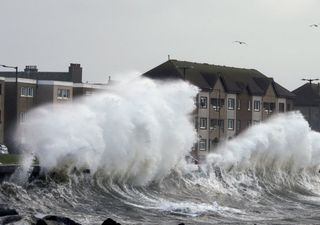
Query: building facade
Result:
<box><xmin>144</xmin><ymin>60</ymin><xmax>295</xmax><ymax>162</ymax></box>
<box><xmin>292</xmin><ymin>82</ymin><xmax>320</xmax><ymax>131</ymax></box>
<box><xmin>0</xmin><ymin>63</ymin><xmax>108</xmax><ymax>153</ymax></box>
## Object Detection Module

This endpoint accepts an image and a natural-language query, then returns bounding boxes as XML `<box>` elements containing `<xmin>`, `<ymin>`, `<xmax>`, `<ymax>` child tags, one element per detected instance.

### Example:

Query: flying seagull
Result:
<box><xmin>310</xmin><ymin>24</ymin><xmax>319</xmax><ymax>28</ymax></box>
<box><xmin>234</xmin><ymin>41</ymin><xmax>247</xmax><ymax>45</ymax></box>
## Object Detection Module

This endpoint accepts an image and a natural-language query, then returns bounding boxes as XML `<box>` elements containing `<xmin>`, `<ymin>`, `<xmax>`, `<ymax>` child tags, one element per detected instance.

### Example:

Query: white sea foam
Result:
<box><xmin>16</xmin><ymin>77</ymin><xmax>198</xmax><ymax>185</ymax></box>
<box><xmin>207</xmin><ymin>112</ymin><xmax>320</xmax><ymax>171</ymax></box>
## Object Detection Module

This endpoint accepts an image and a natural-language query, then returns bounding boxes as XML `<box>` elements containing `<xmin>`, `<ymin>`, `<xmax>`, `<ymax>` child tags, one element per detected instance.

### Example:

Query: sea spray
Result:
<box><xmin>207</xmin><ymin>111</ymin><xmax>320</xmax><ymax>172</ymax></box>
<box><xmin>15</xmin><ymin>77</ymin><xmax>198</xmax><ymax>185</ymax></box>
<box><xmin>7</xmin><ymin>104</ymin><xmax>320</xmax><ymax>224</ymax></box>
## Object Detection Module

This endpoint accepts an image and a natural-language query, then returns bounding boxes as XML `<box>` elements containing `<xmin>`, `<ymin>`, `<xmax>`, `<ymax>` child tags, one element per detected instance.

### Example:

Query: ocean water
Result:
<box><xmin>2</xmin><ymin>78</ymin><xmax>320</xmax><ymax>225</ymax></box>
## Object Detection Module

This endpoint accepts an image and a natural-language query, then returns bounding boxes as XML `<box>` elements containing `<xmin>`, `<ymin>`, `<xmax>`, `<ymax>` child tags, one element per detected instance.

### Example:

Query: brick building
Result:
<box><xmin>0</xmin><ymin>63</ymin><xmax>107</xmax><ymax>152</ymax></box>
<box><xmin>144</xmin><ymin>59</ymin><xmax>295</xmax><ymax>162</ymax></box>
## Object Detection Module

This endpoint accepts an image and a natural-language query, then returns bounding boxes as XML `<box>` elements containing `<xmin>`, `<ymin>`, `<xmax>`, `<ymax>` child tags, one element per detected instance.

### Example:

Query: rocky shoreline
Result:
<box><xmin>0</xmin><ymin>206</ymin><xmax>186</xmax><ymax>225</ymax></box>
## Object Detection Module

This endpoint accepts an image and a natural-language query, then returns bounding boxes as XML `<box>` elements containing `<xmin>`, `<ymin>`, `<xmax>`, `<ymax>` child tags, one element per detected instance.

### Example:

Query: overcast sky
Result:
<box><xmin>0</xmin><ymin>0</ymin><xmax>319</xmax><ymax>90</ymax></box>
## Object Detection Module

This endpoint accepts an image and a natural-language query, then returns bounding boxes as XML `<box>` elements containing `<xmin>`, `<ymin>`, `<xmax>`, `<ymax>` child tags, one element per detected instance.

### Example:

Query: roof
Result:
<box><xmin>143</xmin><ymin>59</ymin><xmax>294</xmax><ymax>98</ymax></box>
<box><xmin>292</xmin><ymin>83</ymin><xmax>320</xmax><ymax>106</ymax></box>
<box><xmin>0</xmin><ymin>71</ymin><xmax>72</xmax><ymax>82</ymax></box>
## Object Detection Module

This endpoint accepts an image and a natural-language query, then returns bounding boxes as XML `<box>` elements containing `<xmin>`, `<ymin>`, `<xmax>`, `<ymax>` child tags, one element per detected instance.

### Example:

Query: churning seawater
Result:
<box><xmin>1</xmin><ymin>78</ymin><xmax>320</xmax><ymax>225</ymax></box>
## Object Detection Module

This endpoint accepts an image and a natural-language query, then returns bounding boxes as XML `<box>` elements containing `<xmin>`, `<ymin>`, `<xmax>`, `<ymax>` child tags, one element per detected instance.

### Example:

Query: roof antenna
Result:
<box><xmin>302</xmin><ymin>78</ymin><xmax>319</xmax><ymax>84</ymax></box>
<box><xmin>168</xmin><ymin>54</ymin><xmax>170</xmax><ymax>60</ymax></box>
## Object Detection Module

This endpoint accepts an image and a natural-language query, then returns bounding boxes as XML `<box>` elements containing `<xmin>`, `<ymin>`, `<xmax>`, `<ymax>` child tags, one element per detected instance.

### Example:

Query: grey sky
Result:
<box><xmin>1</xmin><ymin>0</ymin><xmax>319</xmax><ymax>90</ymax></box>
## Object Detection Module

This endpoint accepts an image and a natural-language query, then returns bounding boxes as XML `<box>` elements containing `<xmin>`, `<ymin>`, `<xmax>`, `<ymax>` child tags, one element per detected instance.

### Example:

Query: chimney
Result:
<box><xmin>24</xmin><ymin>65</ymin><xmax>38</xmax><ymax>73</ymax></box>
<box><xmin>69</xmin><ymin>63</ymin><xmax>82</xmax><ymax>83</ymax></box>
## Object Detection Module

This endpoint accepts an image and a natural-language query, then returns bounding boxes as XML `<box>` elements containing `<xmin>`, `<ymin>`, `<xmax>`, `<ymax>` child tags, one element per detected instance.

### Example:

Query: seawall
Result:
<box><xmin>0</xmin><ymin>165</ymin><xmax>40</xmax><ymax>182</ymax></box>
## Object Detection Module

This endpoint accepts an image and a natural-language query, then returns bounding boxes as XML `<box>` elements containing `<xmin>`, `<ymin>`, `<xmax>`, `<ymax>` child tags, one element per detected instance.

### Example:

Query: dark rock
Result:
<box><xmin>42</xmin><ymin>215</ymin><xmax>81</xmax><ymax>225</ymax></box>
<box><xmin>35</xmin><ymin>218</ymin><xmax>48</xmax><ymax>225</ymax></box>
<box><xmin>0</xmin><ymin>208</ymin><xmax>18</xmax><ymax>217</ymax></box>
<box><xmin>178</xmin><ymin>223</ymin><xmax>185</xmax><ymax>225</ymax></box>
<box><xmin>28</xmin><ymin>166</ymin><xmax>41</xmax><ymax>182</ymax></box>
<box><xmin>101</xmin><ymin>218</ymin><xmax>121</xmax><ymax>225</ymax></box>
<box><xmin>0</xmin><ymin>215</ymin><xmax>22</xmax><ymax>224</ymax></box>
<box><xmin>81</xmin><ymin>169</ymin><xmax>90</xmax><ymax>174</ymax></box>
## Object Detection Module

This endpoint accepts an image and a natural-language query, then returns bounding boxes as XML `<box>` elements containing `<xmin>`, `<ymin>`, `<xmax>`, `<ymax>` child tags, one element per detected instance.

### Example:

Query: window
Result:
<box><xmin>210</xmin><ymin>119</ymin><xmax>224</xmax><ymax>131</ymax></box>
<box><xmin>211</xmin><ymin>98</ymin><xmax>224</xmax><ymax>111</ymax></box>
<box><xmin>279</xmin><ymin>103</ymin><xmax>285</xmax><ymax>112</ymax></box>
<box><xmin>263</xmin><ymin>102</ymin><xmax>275</xmax><ymax>114</ymax></box>
<box><xmin>228</xmin><ymin>119</ymin><xmax>234</xmax><ymax>130</ymax></box>
<box><xmin>199</xmin><ymin>139</ymin><xmax>207</xmax><ymax>151</ymax></box>
<box><xmin>0</xmin><ymin>84</ymin><xmax>2</xmax><ymax>95</ymax></box>
<box><xmin>28</xmin><ymin>87</ymin><xmax>33</xmax><ymax>97</ymax></box>
<box><xmin>228</xmin><ymin>98</ymin><xmax>235</xmax><ymax>110</ymax></box>
<box><xmin>57</xmin><ymin>89</ymin><xmax>70</xmax><ymax>99</ymax></box>
<box><xmin>210</xmin><ymin>119</ymin><xmax>218</xmax><ymax>129</ymax></box>
<box><xmin>199</xmin><ymin>118</ymin><xmax>207</xmax><ymax>129</ymax></box>
<box><xmin>254</xmin><ymin>100</ymin><xmax>260</xmax><ymax>112</ymax></box>
<box><xmin>237</xmin><ymin>99</ymin><xmax>241</xmax><ymax>110</ymax></box>
<box><xmin>248</xmin><ymin>100</ymin><xmax>251</xmax><ymax>111</ymax></box>
<box><xmin>20</xmin><ymin>87</ymin><xmax>34</xmax><ymax>97</ymax></box>
<box><xmin>21</xmin><ymin>87</ymin><xmax>26</xmax><ymax>96</ymax></box>
<box><xmin>237</xmin><ymin>120</ymin><xmax>241</xmax><ymax>131</ymax></box>
<box><xmin>199</xmin><ymin>96</ymin><xmax>207</xmax><ymax>108</ymax></box>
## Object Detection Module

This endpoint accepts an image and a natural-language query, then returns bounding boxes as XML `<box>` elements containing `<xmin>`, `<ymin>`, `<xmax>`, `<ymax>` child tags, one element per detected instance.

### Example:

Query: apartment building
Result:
<box><xmin>292</xmin><ymin>82</ymin><xmax>320</xmax><ymax>131</ymax></box>
<box><xmin>144</xmin><ymin>60</ymin><xmax>295</xmax><ymax>162</ymax></box>
<box><xmin>0</xmin><ymin>63</ymin><xmax>108</xmax><ymax>152</ymax></box>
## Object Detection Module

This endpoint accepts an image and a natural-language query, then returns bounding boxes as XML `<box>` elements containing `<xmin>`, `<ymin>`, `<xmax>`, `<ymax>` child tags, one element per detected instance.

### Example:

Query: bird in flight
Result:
<box><xmin>310</xmin><ymin>24</ymin><xmax>319</xmax><ymax>28</ymax></box>
<box><xmin>234</xmin><ymin>41</ymin><xmax>247</xmax><ymax>45</ymax></box>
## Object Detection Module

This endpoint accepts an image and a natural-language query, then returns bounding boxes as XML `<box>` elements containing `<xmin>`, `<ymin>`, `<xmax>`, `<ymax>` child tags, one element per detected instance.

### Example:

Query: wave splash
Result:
<box><xmin>6</xmin><ymin>105</ymin><xmax>320</xmax><ymax>224</ymax></box>
<box><xmin>16</xmin><ymin>77</ymin><xmax>198</xmax><ymax>186</ymax></box>
<box><xmin>207</xmin><ymin>111</ymin><xmax>320</xmax><ymax>172</ymax></box>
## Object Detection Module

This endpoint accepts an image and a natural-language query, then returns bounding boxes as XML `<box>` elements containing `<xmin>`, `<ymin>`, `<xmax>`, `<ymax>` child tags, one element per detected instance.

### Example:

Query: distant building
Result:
<box><xmin>144</xmin><ymin>59</ymin><xmax>295</xmax><ymax>162</ymax></box>
<box><xmin>292</xmin><ymin>82</ymin><xmax>320</xmax><ymax>131</ymax></box>
<box><xmin>0</xmin><ymin>64</ymin><xmax>82</xmax><ymax>84</ymax></box>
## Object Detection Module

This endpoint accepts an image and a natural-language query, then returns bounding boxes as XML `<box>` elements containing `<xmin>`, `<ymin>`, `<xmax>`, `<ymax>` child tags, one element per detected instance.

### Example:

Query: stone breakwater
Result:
<box><xmin>0</xmin><ymin>206</ymin><xmax>186</xmax><ymax>225</ymax></box>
